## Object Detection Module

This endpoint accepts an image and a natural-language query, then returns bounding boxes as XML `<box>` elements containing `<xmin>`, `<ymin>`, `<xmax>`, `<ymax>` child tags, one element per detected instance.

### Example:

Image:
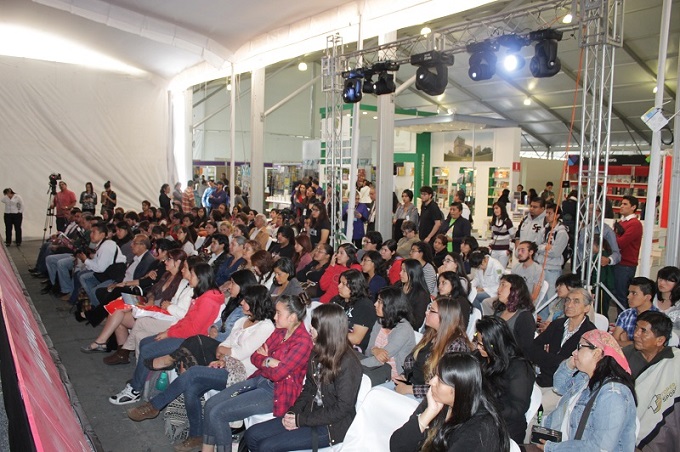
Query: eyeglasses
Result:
<box><xmin>362</xmin><ymin>259</ymin><xmax>373</xmax><ymax>264</ymax></box>
<box><xmin>564</xmin><ymin>297</ymin><xmax>583</xmax><ymax>304</ymax></box>
<box><xmin>577</xmin><ymin>342</ymin><xmax>597</xmax><ymax>351</ymax></box>
<box><xmin>443</xmin><ymin>258</ymin><xmax>455</xmax><ymax>264</ymax></box>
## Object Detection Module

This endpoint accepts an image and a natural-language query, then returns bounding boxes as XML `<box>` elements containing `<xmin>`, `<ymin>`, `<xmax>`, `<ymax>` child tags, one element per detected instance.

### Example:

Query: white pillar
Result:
<box><xmin>665</xmin><ymin>31</ymin><xmax>680</xmax><ymax>267</ymax></box>
<box><xmin>377</xmin><ymin>31</ymin><xmax>398</xmax><ymax>239</ymax></box>
<box><xmin>250</xmin><ymin>67</ymin><xmax>265</xmax><ymax>212</ymax></box>
<box><xmin>640</xmin><ymin>0</ymin><xmax>672</xmax><ymax>276</ymax></box>
<box><xmin>229</xmin><ymin>70</ymin><xmax>237</xmax><ymax>209</ymax></box>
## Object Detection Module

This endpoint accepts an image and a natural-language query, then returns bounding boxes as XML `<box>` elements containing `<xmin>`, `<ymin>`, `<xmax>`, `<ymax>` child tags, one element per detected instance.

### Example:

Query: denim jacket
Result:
<box><xmin>543</xmin><ymin>360</ymin><xmax>637</xmax><ymax>451</ymax></box>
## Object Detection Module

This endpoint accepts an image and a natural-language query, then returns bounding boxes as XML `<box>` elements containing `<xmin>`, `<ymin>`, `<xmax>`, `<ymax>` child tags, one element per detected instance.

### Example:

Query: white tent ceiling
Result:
<box><xmin>1</xmin><ymin>0</ymin><xmax>678</xmax><ymax>152</ymax></box>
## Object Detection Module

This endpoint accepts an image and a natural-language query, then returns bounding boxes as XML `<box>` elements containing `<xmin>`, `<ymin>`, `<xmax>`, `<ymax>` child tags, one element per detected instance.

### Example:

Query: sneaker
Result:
<box><xmin>127</xmin><ymin>402</ymin><xmax>160</xmax><ymax>421</ymax></box>
<box><xmin>109</xmin><ymin>383</ymin><xmax>141</xmax><ymax>405</ymax></box>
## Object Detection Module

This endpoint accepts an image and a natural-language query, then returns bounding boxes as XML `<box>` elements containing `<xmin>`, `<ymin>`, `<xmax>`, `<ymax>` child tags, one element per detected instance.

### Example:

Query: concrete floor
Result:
<box><xmin>7</xmin><ymin>240</ymin><xmax>173</xmax><ymax>452</ymax></box>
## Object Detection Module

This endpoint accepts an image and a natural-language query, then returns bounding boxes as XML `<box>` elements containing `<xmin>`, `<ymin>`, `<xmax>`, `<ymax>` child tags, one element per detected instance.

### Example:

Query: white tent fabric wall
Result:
<box><xmin>0</xmin><ymin>56</ymin><xmax>173</xmax><ymax>239</ymax></box>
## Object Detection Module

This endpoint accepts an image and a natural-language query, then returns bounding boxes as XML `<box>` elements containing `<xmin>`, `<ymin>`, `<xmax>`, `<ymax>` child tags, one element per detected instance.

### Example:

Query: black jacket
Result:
<box><xmin>291</xmin><ymin>351</ymin><xmax>362</xmax><ymax>446</ymax></box>
<box><xmin>529</xmin><ymin>317</ymin><xmax>596</xmax><ymax>387</ymax></box>
<box><xmin>390</xmin><ymin>403</ymin><xmax>504</xmax><ymax>451</ymax></box>
<box><xmin>438</xmin><ymin>216</ymin><xmax>471</xmax><ymax>253</ymax></box>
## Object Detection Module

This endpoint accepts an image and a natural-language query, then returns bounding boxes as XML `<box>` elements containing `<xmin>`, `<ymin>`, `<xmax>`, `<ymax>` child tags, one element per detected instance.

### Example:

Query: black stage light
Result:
<box><xmin>362</xmin><ymin>71</ymin><xmax>375</xmax><ymax>94</ymax></box>
<box><xmin>529</xmin><ymin>28</ymin><xmax>563</xmax><ymax>78</ymax></box>
<box><xmin>466</xmin><ymin>41</ymin><xmax>498</xmax><ymax>81</ymax></box>
<box><xmin>372</xmin><ymin>72</ymin><xmax>396</xmax><ymax>95</ymax></box>
<box><xmin>468</xmin><ymin>51</ymin><xmax>497</xmax><ymax>81</ymax></box>
<box><xmin>411</xmin><ymin>50</ymin><xmax>454</xmax><ymax>96</ymax></box>
<box><xmin>497</xmin><ymin>34</ymin><xmax>528</xmax><ymax>73</ymax></box>
<box><xmin>342</xmin><ymin>69</ymin><xmax>363</xmax><ymax>103</ymax></box>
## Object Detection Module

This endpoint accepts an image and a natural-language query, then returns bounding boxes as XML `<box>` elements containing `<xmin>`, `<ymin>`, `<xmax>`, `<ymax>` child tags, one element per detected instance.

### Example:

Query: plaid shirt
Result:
<box><xmin>181</xmin><ymin>187</ymin><xmax>195</xmax><ymax>212</ymax></box>
<box><xmin>616</xmin><ymin>305</ymin><xmax>659</xmax><ymax>340</ymax></box>
<box><xmin>402</xmin><ymin>336</ymin><xmax>471</xmax><ymax>399</ymax></box>
<box><xmin>251</xmin><ymin>324</ymin><xmax>312</xmax><ymax>416</ymax></box>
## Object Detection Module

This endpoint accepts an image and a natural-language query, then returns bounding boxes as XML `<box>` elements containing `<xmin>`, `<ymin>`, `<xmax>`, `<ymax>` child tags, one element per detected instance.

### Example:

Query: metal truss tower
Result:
<box><xmin>574</xmin><ymin>0</ymin><xmax>624</xmax><ymax>310</ymax></box>
<box><xmin>321</xmin><ymin>34</ymin><xmax>348</xmax><ymax>248</ymax></box>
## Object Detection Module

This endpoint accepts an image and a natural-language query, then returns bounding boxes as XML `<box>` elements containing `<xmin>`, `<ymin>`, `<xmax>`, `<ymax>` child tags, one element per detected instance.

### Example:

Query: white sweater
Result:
<box><xmin>220</xmin><ymin>317</ymin><xmax>275</xmax><ymax>377</ymax></box>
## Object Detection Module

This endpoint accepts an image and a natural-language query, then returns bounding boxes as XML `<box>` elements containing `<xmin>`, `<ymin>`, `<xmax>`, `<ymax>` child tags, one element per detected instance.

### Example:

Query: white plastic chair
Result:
<box><xmin>341</xmin><ymin>386</ymin><xmax>419</xmax><ymax>451</ymax></box>
<box><xmin>669</xmin><ymin>331</ymin><xmax>679</xmax><ymax>347</ymax></box>
<box><xmin>594</xmin><ymin>313</ymin><xmax>609</xmax><ymax>331</ymax></box>
<box><xmin>532</xmin><ymin>281</ymin><xmax>550</xmax><ymax>321</ymax></box>
<box><xmin>466</xmin><ymin>307</ymin><xmax>482</xmax><ymax>339</ymax></box>
<box><xmin>510</xmin><ymin>439</ymin><xmax>521</xmax><ymax>452</ymax></box>
<box><xmin>525</xmin><ymin>384</ymin><xmax>542</xmax><ymax>424</ymax></box>
<box><xmin>289</xmin><ymin>374</ymin><xmax>372</xmax><ymax>452</ymax></box>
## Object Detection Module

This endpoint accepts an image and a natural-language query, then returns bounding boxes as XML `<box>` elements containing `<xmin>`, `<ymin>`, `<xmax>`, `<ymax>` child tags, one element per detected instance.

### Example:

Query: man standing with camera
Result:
<box><xmin>52</xmin><ymin>181</ymin><xmax>76</xmax><ymax>232</ymax></box>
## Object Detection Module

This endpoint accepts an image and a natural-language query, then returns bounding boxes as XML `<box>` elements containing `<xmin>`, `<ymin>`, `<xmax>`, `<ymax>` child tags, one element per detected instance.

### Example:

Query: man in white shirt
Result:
<box><xmin>73</xmin><ymin>223</ymin><xmax>126</xmax><ymax>307</ymax></box>
<box><xmin>453</xmin><ymin>190</ymin><xmax>471</xmax><ymax>221</ymax></box>
<box><xmin>470</xmin><ymin>251</ymin><xmax>505</xmax><ymax>311</ymax></box>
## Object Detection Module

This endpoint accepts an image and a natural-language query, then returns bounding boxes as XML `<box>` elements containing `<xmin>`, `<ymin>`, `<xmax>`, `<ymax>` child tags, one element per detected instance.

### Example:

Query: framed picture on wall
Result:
<box><xmin>443</xmin><ymin>131</ymin><xmax>495</xmax><ymax>162</ymax></box>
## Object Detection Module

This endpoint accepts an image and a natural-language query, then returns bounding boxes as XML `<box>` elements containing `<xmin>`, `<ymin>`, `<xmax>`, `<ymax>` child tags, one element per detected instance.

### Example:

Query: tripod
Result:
<box><xmin>42</xmin><ymin>185</ymin><xmax>56</xmax><ymax>243</ymax></box>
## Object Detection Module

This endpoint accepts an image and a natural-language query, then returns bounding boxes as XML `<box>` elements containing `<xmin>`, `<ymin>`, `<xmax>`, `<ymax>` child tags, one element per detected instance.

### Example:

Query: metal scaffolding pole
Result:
<box><xmin>574</xmin><ymin>0</ymin><xmax>624</xmax><ymax>312</ymax></box>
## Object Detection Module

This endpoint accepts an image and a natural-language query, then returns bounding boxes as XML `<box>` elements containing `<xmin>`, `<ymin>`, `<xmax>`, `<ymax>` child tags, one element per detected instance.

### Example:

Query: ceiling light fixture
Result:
<box><xmin>411</xmin><ymin>50</ymin><xmax>454</xmax><ymax>95</ymax></box>
<box><xmin>498</xmin><ymin>34</ymin><xmax>528</xmax><ymax>73</ymax></box>
<box><xmin>342</xmin><ymin>69</ymin><xmax>363</xmax><ymax>103</ymax></box>
<box><xmin>523</xmin><ymin>97</ymin><xmax>532</xmax><ymax>106</ymax></box>
<box><xmin>529</xmin><ymin>28</ymin><xmax>563</xmax><ymax>78</ymax></box>
<box><xmin>466</xmin><ymin>41</ymin><xmax>498</xmax><ymax>81</ymax></box>
<box><xmin>298</xmin><ymin>61</ymin><xmax>308</xmax><ymax>71</ymax></box>
<box><xmin>420</xmin><ymin>26</ymin><xmax>432</xmax><ymax>36</ymax></box>
<box><xmin>562</xmin><ymin>13</ymin><xmax>573</xmax><ymax>24</ymax></box>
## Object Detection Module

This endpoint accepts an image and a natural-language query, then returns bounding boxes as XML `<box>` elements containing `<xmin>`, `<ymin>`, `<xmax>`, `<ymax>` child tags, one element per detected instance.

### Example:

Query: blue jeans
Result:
<box><xmin>79</xmin><ymin>271</ymin><xmax>113</xmax><ymax>307</ymax></box>
<box><xmin>612</xmin><ymin>265</ymin><xmax>636</xmax><ymax>310</ymax></box>
<box><xmin>45</xmin><ymin>253</ymin><xmax>72</xmax><ymax>287</ymax></box>
<box><xmin>130</xmin><ymin>336</ymin><xmax>185</xmax><ymax>392</ymax></box>
<box><xmin>473</xmin><ymin>291</ymin><xmax>491</xmax><ymax>311</ymax></box>
<box><xmin>202</xmin><ymin>376</ymin><xmax>275</xmax><ymax>447</ymax></box>
<box><xmin>245</xmin><ymin>417</ymin><xmax>330</xmax><ymax>452</ymax></box>
<box><xmin>150</xmin><ymin>365</ymin><xmax>228</xmax><ymax>438</ymax></box>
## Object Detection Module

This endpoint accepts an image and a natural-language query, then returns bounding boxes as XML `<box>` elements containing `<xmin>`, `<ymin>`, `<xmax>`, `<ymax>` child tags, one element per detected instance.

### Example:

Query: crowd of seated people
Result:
<box><xmin>25</xmin><ymin>180</ymin><xmax>680</xmax><ymax>451</ymax></box>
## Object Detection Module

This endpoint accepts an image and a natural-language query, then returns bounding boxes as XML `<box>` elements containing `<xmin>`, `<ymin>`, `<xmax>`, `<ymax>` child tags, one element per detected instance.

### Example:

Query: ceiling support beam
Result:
<box><xmin>621</xmin><ymin>41</ymin><xmax>676</xmax><ymax>100</ymax></box>
<box><xmin>559</xmin><ymin>64</ymin><xmax>651</xmax><ymax>145</ymax></box>
<box><xmin>497</xmin><ymin>73</ymin><xmax>580</xmax><ymax>147</ymax></box>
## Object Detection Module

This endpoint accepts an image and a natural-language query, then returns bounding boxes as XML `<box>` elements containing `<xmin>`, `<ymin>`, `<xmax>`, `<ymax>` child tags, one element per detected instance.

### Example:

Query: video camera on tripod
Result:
<box><xmin>48</xmin><ymin>173</ymin><xmax>61</xmax><ymax>196</ymax></box>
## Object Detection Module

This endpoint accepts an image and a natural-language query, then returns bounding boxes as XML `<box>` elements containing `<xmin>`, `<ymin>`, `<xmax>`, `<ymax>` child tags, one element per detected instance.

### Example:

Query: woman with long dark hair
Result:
<box><xmin>360</xmin><ymin>250</ymin><xmax>387</xmax><ymax>301</ymax></box>
<box><xmin>489</xmin><ymin>201</ymin><xmax>514</xmax><ymax>268</ymax></box>
<box><xmin>438</xmin><ymin>253</ymin><xmax>470</xmax><ymax>294</ymax></box>
<box><xmin>200</xmin><ymin>294</ymin><xmax>313</xmax><ymax>451</ymax></box>
<box><xmin>492</xmin><ymin>274</ymin><xmax>536</xmax><ymax>357</ymax></box>
<box><xmin>360</xmin><ymin>286</ymin><xmax>415</xmax><ymax>383</ymax></box>
<box><xmin>296</xmin><ymin>243</ymin><xmax>332</xmax><ymax>298</ymax></box>
<box><xmin>159</xmin><ymin>183</ymin><xmax>172</xmax><ymax>213</ymax></box>
<box><xmin>460</xmin><ymin>236</ymin><xmax>479</xmax><ymax>274</ymax></box>
<box><xmin>391</xmin><ymin>353</ymin><xmax>509</xmax><ymax>451</ymax></box>
<box><xmin>319</xmin><ymin>243</ymin><xmax>361</xmax><ymax>303</ymax></box>
<box><xmin>655</xmin><ymin>266</ymin><xmax>680</xmax><ymax>326</ymax></box>
<box><xmin>79</xmin><ymin>182</ymin><xmax>97</xmax><ymax>214</ymax></box>
<box><xmin>109</xmin><ymin>262</ymin><xmax>224</xmax><ymax>406</ymax></box>
<box><xmin>309</xmin><ymin>202</ymin><xmax>331</xmax><ymax>247</ymax></box>
<box><xmin>380</xmin><ymin>239</ymin><xmax>403</xmax><ymax>285</ymax></box>
<box><xmin>394</xmin><ymin>296</ymin><xmax>471</xmax><ymax>399</ymax></box>
<box><xmin>269</xmin><ymin>257</ymin><xmax>304</xmax><ymax>302</ymax></box>
<box><xmin>245</xmin><ymin>303</ymin><xmax>362</xmax><ymax>451</ymax></box>
<box><xmin>437</xmin><ymin>271</ymin><xmax>471</xmax><ymax>327</ymax></box>
<box><xmin>473</xmin><ymin>316</ymin><xmax>535</xmax><ymax>443</ymax></box>
<box><xmin>399</xmin><ymin>259</ymin><xmax>432</xmax><ymax>329</ymax></box>
<box><xmin>211</xmin><ymin>269</ymin><xmax>258</xmax><ymax>341</ymax></box>
<box><xmin>410</xmin><ymin>241</ymin><xmax>437</xmax><ymax>294</ymax></box>
<box><xmin>127</xmin><ymin>285</ymin><xmax>276</xmax><ymax>450</ymax></box>
<box><xmin>528</xmin><ymin>329</ymin><xmax>637</xmax><ymax>451</ymax></box>
<box><xmin>333</xmin><ymin>269</ymin><xmax>376</xmax><ymax>353</ymax></box>
<box><xmin>293</xmin><ymin>234</ymin><xmax>313</xmax><ymax>273</ymax></box>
